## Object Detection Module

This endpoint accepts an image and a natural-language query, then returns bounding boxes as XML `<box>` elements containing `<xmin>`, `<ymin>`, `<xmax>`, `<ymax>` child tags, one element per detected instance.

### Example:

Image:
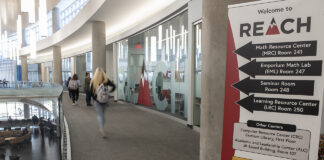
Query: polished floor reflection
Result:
<box><xmin>0</xmin><ymin>128</ymin><xmax>59</xmax><ymax>160</ymax></box>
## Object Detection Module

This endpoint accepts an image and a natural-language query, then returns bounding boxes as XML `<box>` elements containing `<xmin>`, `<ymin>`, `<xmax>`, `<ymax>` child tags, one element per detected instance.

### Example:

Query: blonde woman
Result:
<box><xmin>90</xmin><ymin>67</ymin><xmax>116</xmax><ymax>138</ymax></box>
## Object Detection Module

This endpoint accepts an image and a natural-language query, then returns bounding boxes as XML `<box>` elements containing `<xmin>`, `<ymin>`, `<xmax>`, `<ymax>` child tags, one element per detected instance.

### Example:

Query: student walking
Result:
<box><xmin>90</xmin><ymin>67</ymin><xmax>115</xmax><ymax>138</ymax></box>
<box><xmin>84</xmin><ymin>72</ymin><xmax>92</xmax><ymax>106</ymax></box>
<box><xmin>68</xmin><ymin>74</ymin><xmax>80</xmax><ymax>105</ymax></box>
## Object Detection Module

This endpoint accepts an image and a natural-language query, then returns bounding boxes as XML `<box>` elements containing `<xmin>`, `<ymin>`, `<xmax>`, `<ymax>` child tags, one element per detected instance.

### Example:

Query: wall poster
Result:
<box><xmin>222</xmin><ymin>0</ymin><xmax>324</xmax><ymax>160</ymax></box>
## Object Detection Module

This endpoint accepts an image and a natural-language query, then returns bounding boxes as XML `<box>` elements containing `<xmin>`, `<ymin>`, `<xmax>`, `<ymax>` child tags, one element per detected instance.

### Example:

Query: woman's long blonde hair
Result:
<box><xmin>91</xmin><ymin>67</ymin><xmax>108</xmax><ymax>95</ymax></box>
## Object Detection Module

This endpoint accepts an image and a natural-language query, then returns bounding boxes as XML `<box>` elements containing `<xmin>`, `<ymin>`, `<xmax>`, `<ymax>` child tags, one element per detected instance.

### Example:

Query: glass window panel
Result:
<box><xmin>115</xmin><ymin>11</ymin><xmax>189</xmax><ymax>120</ymax></box>
<box><xmin>7</xmin><ymin>102</ymin><xmax>16</xmax><ymax>119</ymax></box>
<box><xmin>193</xmin><ymin>22</ymin><xmax>202</xmax><ymax>126</ymax></box>
<box><xmin>117</xmin><ymin>40</ymin><xmax>128</xmax><ymax>101</ymax></box>
<box><xmin>0</xmin><ymin>57</ymin><xmax>16</xmax><ymax>82</ymax></box>
<box><xmin>0</xmin><ymin>103</ymin><xmax>7</xmax><ymax>120</ymax></box>
<box><xmin>15</xmin><ymin>103</ymin><xmax>24</xmax><ymax>119</ymax></box>
<box><xmin>31</xmin><ymin>106</ymin><xmax>39</xmax><ymax>117</ymax></box>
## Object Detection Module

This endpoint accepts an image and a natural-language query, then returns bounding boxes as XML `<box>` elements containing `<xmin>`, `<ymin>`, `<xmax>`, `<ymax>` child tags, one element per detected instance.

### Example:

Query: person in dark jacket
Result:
<box><xmin>66</xmin><ymin>77</ymin><xmax>72</xmax><ymax>99</ymax></box>
<box><xmin>90</xmin><ymin>67</ymin><xmax>115</xmax><ymax>138</ymax></box>
<box><xmin>68</xmin><ymin>74</ymin><xmax>80</xmax><ymax>105</ymax></box>
<box><xmin>84</xmin><ymin>72</ymin><xmax>92</xmax><ymax>106</ymax></box>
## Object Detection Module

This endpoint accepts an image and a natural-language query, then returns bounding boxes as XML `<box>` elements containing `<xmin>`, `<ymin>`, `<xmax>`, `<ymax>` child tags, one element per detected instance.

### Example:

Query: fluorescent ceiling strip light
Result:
<box><xmin>120</xmin><ymin>44</ymin><xmax>124</xmax><ymax>59</ymax></box>
<box><xmin>196</xmin><ymin>26</ymin><xmax>199</xmax><ymax>50</ymax></box>
<box><xmin>166</xmin><ymin>29</ymin><xmax>169</xmax><ymax>61</ymax></box>
<box><xmin>3</xmin><ymin>9</ymin><xmax>7</xmax><ymax>25</ymax></box>
<box><xmin>145</xmin><ymin>37</ymin><xmax>149</xmax><ymax>62</ymax></box>
<box><xmin>176</xmin><ymin>38</ymin><xmax>180</xmax><ymax>71</ymax></box>
<box><xmin>173</xmin><ymin>30</ymin><xmax>175</xmax><ymax>55</ymax></box>
<box><xmin>198</xmin><ymin>28</ymin><xmax>202</xmax><ymax>54</ymax></box>
<box><xmin>151</xmin><ymin>36</ymin><xmax>157</xmax><ymax>62</ymax></box>
<box><xmin>118</xmin><ymin>43</ymin><xmax>121</xmax><ymax>58</ymax></box>
<box><xmin>184</xmin><ymin>30</ymin><xmax>187</xmax><ymax>54</ymax></box>
<box><xmin>169</xmin><ymin>26</ymin><xmax>173</xmax><ymax>49</ymax></box>
<box><xmin>181</xmin><ymin>25</ymin><xmax>184</xmax><ymax>50</ymax></box>
<box><xmin>158</xmin><ymin>25</ymin><xmax>162</xmax><ymax>50</ymax></box>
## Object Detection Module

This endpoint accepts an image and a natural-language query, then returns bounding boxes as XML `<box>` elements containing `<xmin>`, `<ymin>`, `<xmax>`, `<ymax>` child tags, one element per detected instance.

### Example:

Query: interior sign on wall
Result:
<box><xmin>222</xmin><ymin>0</ymin><xmax>324</xmax><ymax>160</ymax></box>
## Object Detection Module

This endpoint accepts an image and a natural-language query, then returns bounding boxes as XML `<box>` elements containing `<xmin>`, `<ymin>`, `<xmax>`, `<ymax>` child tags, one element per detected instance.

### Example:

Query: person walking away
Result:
<box><xmin>90</xmin><ymin>67</ymin><xmax>115</xmax><ymax>138</ymax></box>
<box><xmin>84</xmin><ymin>72</ymin><xmax>92</xmax><ymax>106</ymax></box>
<box><xmin>68</xmin><ymin>74</ymin><xmax>80</xmax><ymax>105</ymax></box>
<box><xmin>66</xmin><ymin>77</ymin><xmax>72</xmax><ymax>99</ymax></box>
<box><xmin>3</xmin><ymin>78</ymin><xmax>7</xmax><ymax>88</ymax></box>
<box><xmin>39</xmin><ymin>119</ymin><xmax>45</xmax><ymax>137</ymax></box>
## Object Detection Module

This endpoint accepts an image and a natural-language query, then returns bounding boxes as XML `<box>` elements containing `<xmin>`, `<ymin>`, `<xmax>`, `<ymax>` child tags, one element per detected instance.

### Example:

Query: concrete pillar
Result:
<box><xmin>52</xmin><ymin>100</ymin><xmax>58</xmax><ymax>120</ymax></box>
<box><xmin>38</xmin><ymin>108</ymin><xmax>41</xmax><ymax>118</ymax></box>
<box><xmin>113</xmin><ymin>43</ymin><xmax>118</xmax><ymax>101</ymax></box>
<box><xmin>52</xmin><ymin>7</ymin><xmax>60</xmax><ymax>33</ymax></box>
<box><xmin>52</xmin><ymin>46</ymin><xmax>62</xmax><ymax>84</ymax></box>
<box><xmin>21</xmin><ymin>56</ymin><xmax>28</xmax><ymax>81</ymax></box>
<box><xmin>21</xmin><ymin>12</ymin><xmax>29</xmax><ymax>47</ymax></box>
<box><xmin>37</xmin><ymin>63</ymin><xmax>42</xmax><ymax>81</ymax></box>
<box><xmin>92</xmin><ymin>21</ymin><xmax>106</xmax><ymax>73</ymax></box>
<box><xmin>71</xmin><ymin>56</ymin><xmax>76</xmax><ymax>75</ymax></box>
<box><xmin>75</xmin><ymin>54</ymin><xmax>86</xmax><ymax>92</ymax></box>
<box><xmin>41</xmin><ymin>63</ymin><xmax>45</xmax><ymax>82</ymax></box>
<box><xmin>200</xmin><ymin>0</ymin><xmax>255</xmax><ymax>160</ymax></box>
<box><xmin>24</xmin><ymin>104</ymin><xmax>30</xmax><ymax>119</ymax></box>
<box><xmin>46</xmin><ymin>67</ymin><xmax>49</xmax><ymax>82</ymax></box>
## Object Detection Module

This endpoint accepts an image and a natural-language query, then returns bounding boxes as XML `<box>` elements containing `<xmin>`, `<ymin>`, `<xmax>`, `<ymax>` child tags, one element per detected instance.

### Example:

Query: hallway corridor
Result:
<box><xmin>62</xmin><ymin>93</ymin><xmax>199</xmax><ymax>160</ymax></box>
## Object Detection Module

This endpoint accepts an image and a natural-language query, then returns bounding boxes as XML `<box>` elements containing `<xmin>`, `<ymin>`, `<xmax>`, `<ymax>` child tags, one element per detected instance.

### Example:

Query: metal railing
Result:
<box><xmin>0</xmin><ymin>82</ymin><xmax>63</xmax><ymax>99</ymax></box>
<box><xmin>0</xmin><ymin>82</ymin><xmax>69</xmax><ymax>160</ymax></box>
<box><xmin>0</xmin><ymin>81</ymin><xmax>60</xmax><ymax>89</ymax></box>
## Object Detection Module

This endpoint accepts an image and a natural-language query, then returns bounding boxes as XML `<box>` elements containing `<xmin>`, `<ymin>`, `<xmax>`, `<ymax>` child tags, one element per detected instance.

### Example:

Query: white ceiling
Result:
<box><xmin>28</xmin><ymin>0</ymin><xmax>188</xmax><ymax>63</ymax></box>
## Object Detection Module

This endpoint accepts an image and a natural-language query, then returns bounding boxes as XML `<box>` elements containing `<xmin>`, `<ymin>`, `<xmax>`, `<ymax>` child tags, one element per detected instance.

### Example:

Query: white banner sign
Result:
<box><xmin>225</xmin><ymin>0</ymin><xmax>324</xmax><ymax>159</ymax></box>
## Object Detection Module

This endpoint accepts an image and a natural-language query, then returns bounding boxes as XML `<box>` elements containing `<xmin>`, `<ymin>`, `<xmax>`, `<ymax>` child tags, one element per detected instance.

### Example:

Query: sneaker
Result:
<box><xmin>72</xmin><ymin>103</ymin><xmax>75</xmax><ymax>106</ymax></box>
<box><xmin>99</xmin><ymin>128</ymin><xmax>107</xmax><ymax>138</ymax></box>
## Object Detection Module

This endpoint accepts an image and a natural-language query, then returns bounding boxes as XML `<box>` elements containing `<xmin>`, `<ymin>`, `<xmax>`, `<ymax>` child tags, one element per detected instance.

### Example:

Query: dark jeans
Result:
<box><xmin>85</xmin><ymin>90</ymin><xmax>91</xmax><ymax>105</ymax></box>
<box><xmin>71</xmin><ymin>89</ymin><xmax>79</xmax><ymax>103</ymax></box>
<box><xmin>68</xmin><ymin>89</ymin><xmax>72</xmax><ymax>99</ymax></box>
